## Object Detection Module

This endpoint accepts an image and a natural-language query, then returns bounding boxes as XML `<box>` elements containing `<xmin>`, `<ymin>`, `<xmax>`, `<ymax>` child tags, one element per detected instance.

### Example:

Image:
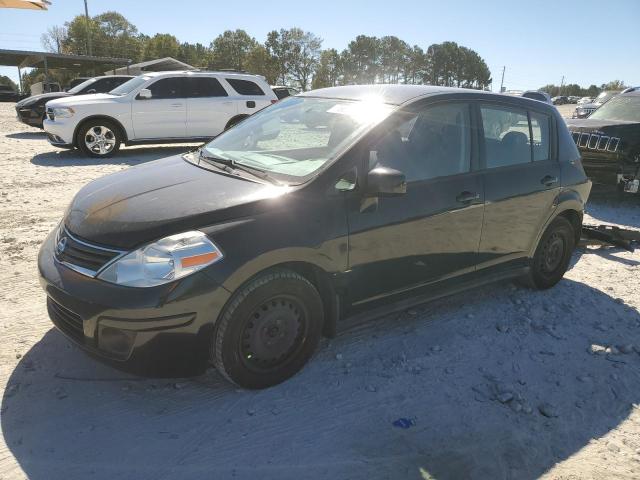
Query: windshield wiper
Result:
<box><xmin>199</xmin><ymin>150</ymin><xmax>281</xmax><ymax>185</ymax></box>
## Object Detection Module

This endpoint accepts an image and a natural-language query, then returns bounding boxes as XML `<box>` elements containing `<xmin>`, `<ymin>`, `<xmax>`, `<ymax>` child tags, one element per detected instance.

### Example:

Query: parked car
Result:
<box><xmin>566</xmin><ymin>89</ymin><xmax>640</xmax><ymax>194</ymax></box>
<box><xmin>521</xmin><ymin>90</ymin><xmax>552</xmax><ymax>104</ymax></box>
<box><xmin>552</xmin><ymin>96</ymin><xmax>569</xmax><ymax>105</ymax></box>
<box><xmin>577</xmin><ymin>96</ymin><xmax>593</xmax><ymax>105</ymax></box>
<box><xmin>572</xmin><ymin>90</ymin><xmax>621</xmax><ymax>119</ymax></box>
<box><xmin>271</xmin><ymin>85</ymin><xmax>300</xmax><ymax>100</ymax></box>
<box><xmin>39</xmin><ymin>84</ymin><xmax>591</xmax><ymax>388</ymax></box>
<box><xmin>568</xmin><ymin>96</ymin><xmax>579</xmax><ymax>103</ymax></box>
<box><xmin>0</xmin><ymin>84</ymin><xmax>22</xmax><ymax>103</ymax></box>
<box><xmin>43</xmin><ymin>71</ymin><xmax>278</xmax><ymax>158</ymax></box>
<box><xmin>15</xmin><ymin>75</ymin><xmax>133</xmax><ymax>128</ymax></box>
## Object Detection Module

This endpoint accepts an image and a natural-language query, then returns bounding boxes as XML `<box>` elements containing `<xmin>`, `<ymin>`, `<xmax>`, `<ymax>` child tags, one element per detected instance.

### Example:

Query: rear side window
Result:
<box><xmin>147</xmin><ymin>77</ymin><xmax>186</xmax><ymax>99</ymax></box>
<box><xmin>226</xmin><ymin>78</ymin><xmax>265</xmax><ymax>96</ymax></box>
<box><xmin>273</xmin><ymin>88</ymin><xmax>290</xmax><ymax>100</ymax></box>
<box><xmin>187</xmin><ymin>77</ymin><xmax>228</xmax><ymax>98</ymax></box>
<box><xmin>481</xmin><ymin>106</ymin><xmax>531</xmax><ymax>168</ymax></box>
<box><xmin>530</xmin><ymin>111</ymin><xmax>551</xmax><ymax>161</ymax></box>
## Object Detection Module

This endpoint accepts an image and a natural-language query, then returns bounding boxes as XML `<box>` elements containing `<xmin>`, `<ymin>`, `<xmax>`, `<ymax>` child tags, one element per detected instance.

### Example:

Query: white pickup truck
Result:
<box><xmin>43</xmin><ymin>71</ymin><xmax>278</xmax><ymax>158</ymax></box>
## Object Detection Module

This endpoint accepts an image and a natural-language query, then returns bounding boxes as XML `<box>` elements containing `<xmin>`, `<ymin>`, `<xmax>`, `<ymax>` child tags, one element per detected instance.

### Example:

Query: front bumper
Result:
<box><xmin>43</xmin><ymin>117</ymin><xmax>75</xmax><ymax>147</ymax></box>
<box><xmin>15</xmin><ymin>105</ymin><xmax>44</xmax><ymax>128</ymax></box>
<box><xmin>38</xmin><ymin>229</ymin><xmax>232</xmax><ymax>377</ymax></box>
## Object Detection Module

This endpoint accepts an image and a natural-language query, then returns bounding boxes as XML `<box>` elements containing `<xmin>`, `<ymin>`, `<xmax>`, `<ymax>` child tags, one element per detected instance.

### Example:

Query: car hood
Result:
<box><xmin>16</xmin><ymin>92</ymin><xmax>71</xmax><ymax>107</ymax></box>
<box><xmin>46</xmin><ymin>93</ymin><xmax>118</xmax><ymax>108</ymax></box>
<box><xmin>64</xmin><ymin>154</ymin><xmax>292</xmax><ymax>249</ymax></box>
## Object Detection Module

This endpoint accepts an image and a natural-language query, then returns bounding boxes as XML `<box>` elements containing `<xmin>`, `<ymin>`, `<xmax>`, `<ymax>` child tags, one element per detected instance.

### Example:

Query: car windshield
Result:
<box><xmin>109</xmin><ymin>76</ymin><xmax>149</xmax><ymax>96</ymax></box>
<box><xmin>67</xmin><ymin>78</ymin><xmax>96</xmax><ymax>94</ymax></box>
<box><xmin>589</xmin><ymin>96</ymin><xmax>640</xmax><ymax>122</ymax></box>
<box><xmin>202</xmin><ymin>96</ymin><xmax>394</xmax><ymax>182</ymax></box>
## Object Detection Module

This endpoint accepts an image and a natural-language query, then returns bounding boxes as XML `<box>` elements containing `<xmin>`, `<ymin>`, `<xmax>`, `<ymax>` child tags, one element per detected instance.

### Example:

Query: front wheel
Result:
<box><xmin>525</xmin><ymin>216</ymin><xmax>576</xmax><ymax>289</ymax></box>
<box><xmin>211</xmin><ymin>269</ymin><xmax>324</xmax><ymax>389</ymax></box>
<box><xmin>76</xmin><ymin>119</ymin><xmax>121</xmax><ymax>158</ymax></box>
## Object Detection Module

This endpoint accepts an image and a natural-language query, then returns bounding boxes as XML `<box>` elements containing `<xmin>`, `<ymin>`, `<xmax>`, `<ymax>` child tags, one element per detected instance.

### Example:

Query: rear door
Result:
<box><xmin>131</xmin><ymin>77</ymin><xmax>187</xmax><ymax>140</ymax></box>
<box><xmin>345</xmin><ymin>101</ymin><xmax>485</xmax><ymax>306</ymax></box>
<box><xmin>186</xmin><ymin>76</ymin><xmax>236</xmax><ymax>137</ymax></box>
<box><xmin>477</xmin><ymin>103</ymin><xmax>559</xmax><ymax>269</ymax></box>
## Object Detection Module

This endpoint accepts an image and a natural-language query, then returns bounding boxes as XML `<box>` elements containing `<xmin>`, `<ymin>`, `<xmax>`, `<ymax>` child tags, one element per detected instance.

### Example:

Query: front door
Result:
<box><xmin>131</xmin><ymin>77</ymin><xmax>187</xmax><ymax>140</ymax></box>
<box><xmin>346</xmin><ymin>101</ymin><xmax>485</xmax><ymax>307</ymax></box>
<box><xmin>476</xmin><ymin>103</ymin><xmax>561</xmax><ymax>269</ymax></box>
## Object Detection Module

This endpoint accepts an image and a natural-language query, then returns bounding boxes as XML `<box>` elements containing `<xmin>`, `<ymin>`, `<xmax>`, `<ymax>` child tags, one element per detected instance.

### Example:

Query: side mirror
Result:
<box><xmin>137</xmin><ymin>88</ymin><xmax>152</xmax><ymax>100</ymax></box>
<box><xmin>366</xmin><ymin>167</ymin><xmax>406</xmax><ymax>197</ymax></box>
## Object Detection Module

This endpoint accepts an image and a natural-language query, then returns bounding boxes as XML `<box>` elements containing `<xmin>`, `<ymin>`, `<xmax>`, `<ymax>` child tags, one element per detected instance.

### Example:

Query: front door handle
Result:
<box><xmin>456</xmin><ymin>191</ymin><xmax>480</xmax><ymax>203</ymax></box>
<box><xmin>541</xmin><ymin>175</ymin><xmax>559</xmax><ymax>186</ymax></box>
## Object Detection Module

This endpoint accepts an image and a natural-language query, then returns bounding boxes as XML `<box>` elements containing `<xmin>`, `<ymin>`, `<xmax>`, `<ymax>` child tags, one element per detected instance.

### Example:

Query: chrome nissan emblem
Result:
<box><xmin>56</xmin><ymin>237</ymin><xmax>67</xmax><ymax>255</ymax></box>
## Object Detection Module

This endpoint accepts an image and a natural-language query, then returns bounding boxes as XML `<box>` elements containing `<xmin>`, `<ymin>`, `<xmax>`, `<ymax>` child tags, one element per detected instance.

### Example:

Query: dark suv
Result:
<box><xmin>15</xmin><ymin>75</ymin><xmax>132</xmax><ymax>128</ymax></box>
<box><xmin>38</xmin><ymin>85</ymin><xmax>591</xmax><ymax>389</ymax></box>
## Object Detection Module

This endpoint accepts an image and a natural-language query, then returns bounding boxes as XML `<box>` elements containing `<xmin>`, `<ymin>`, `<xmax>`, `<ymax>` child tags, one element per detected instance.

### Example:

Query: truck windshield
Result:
<box><xmin>202</xmin><ymin>96</ymin><xmax>394</xmax><ymax>182</ymax></box>
<box><xmin>589</xmin><ymin>96</ymin><xmax>640</xmax><ymax>122</ymax></box>
<box><xmin>109</xmin><ymin>76</ymin><xmax>149</xmax><ymax>96</ymax></box>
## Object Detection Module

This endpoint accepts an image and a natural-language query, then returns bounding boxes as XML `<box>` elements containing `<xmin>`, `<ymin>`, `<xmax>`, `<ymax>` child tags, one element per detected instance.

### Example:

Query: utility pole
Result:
<box><xmin>560</xmin><ymin>75</ymin><xmax>565</xmax><ymax>95</ymax></box>
<box><xmin>84</xmin><ymin>0</ymin><xmax>92</xmax><ymax>57</ymax></box>
<box><xmin>499</xmin><ymin>66</ymin><xmax>505</xmax><ymax>93</ymax></box>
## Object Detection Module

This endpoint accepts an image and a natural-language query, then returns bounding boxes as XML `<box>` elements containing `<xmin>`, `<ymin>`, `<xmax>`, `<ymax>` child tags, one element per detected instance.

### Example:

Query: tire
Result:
<box><xmin>212</xmin><ymin>269</ymin><xmax>324</xmax><ymax>389</ymax></box>
<box><xmin>524</xmin><ymin>216</ymin><xmax>576</xmax><ymax>290</ymax></box>
<box><xmin>76</xmin><ymin>119</ymin><xmax>121</xmax><ymax>158</ymax></box>
<box><xmin>224</xmin><ymin>115</ymin><xmax>248</xmax><ymax>131</ymax></box>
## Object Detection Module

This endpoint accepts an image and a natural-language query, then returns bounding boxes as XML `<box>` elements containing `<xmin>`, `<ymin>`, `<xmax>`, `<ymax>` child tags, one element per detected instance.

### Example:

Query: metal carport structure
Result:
<box><xmin>0</xmin><ymin>49</ymin><xmax>132</xmax><ymax>92</ymax></box>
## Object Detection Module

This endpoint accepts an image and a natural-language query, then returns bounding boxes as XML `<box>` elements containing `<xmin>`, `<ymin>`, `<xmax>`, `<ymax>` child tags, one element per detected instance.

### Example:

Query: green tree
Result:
<box><xmin>244</xmin><ymin>44</ymin><xmax>278</xmax><ymax>84</ymax></box>
<box><xmin>286</xmin><ymin>28</ymin><xmax>322</xmax><ymax>91</ymax></box>
<box><xmin>341</xmin><ymin>35</ymin><xmax>380</xmax><ymax>84</ymax></box>
<box><xmin>601</xmin><ymin>80</ymin><xmax>626</xmax><ymax>91</ymax></box>
<box><xmin>378</xmin><ymin>36</ymin><xmax>409</xmax><ymax>83</ymax></box>
<box><xmin>41</xmin><ymin>25</ymin><xmax>68</xmax><ymax>53</ymax></box>
<box><xmin>177</xmin><ymin>42</ymin><xmax>210</xmax><ymax>68</ymax></box>
<box><xmin>210</xmin><ymin>29</ymin><xmax>257</xmax><ymax>71</ymax></box>
<box><xmin>312</xmin><ymin>48</ymin><xmax>342</xmax><ymax>89</ymax></box>
<box><xmin>142</xmin><ymin>33</ymin><xmax>180</xmax><ymax>61</ymax></box>
<box><xmin>0</xmin><ymin>75</ymin><xmax>18</xmax><ymax>91</ymax></box>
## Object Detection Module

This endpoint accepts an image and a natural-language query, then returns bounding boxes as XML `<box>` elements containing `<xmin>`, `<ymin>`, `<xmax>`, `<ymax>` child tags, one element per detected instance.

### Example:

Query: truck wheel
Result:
<box><xmin>525</xmin><ymin>217</ymin><xmax>575</xmax><ymax>290</ymax></box>
<box><xmin>76</xmin><ymin>119</ymin><xmax>121</xmax><ymax>158</ymax></box>
<box><xmin>211</xmin><ymin>269</ymin><xmax>324</xmax><ymax>389</ymax></box>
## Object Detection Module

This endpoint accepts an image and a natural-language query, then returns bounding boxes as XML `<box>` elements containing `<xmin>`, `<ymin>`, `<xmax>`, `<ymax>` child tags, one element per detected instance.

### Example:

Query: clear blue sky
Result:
<box><xmin>1</xmin><ymin>0</ymin><xmax>638</xmax><ymax>91</ymax></box>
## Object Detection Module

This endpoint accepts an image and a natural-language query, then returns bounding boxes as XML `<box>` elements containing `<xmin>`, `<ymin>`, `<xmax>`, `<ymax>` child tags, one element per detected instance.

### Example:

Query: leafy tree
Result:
<box><xmin>142</xmin><ymin>33</ymin><xmax>180</xmax><ymax>61</ymax></box>
<box><xmin>0</xmin><ymin>75</ymin><xmax>18</xmax><ymax>91</ymax></box>
<box><xmin>244</xmin><ymin>45</ymin><xmax>279</xmax><ymax>84</ymax></box>
<box><xmin>210</xmin><ymin>29</ymin><xmax>257</xmax><ymax>71</ymax></box>
<box><xmin>378</xmin><ymin>36</ymin><xmax>409</xmax><ymax>83</ymax></box>
<box><xmin>601</xmin><ymin>80</ymin><xmax>626</xmax><ymax>91</ymax></box>
<box><xmin>286</xmin><ymin>28</ymin><xmax>322</xmax><ymax>91</ymax></box>
<box><xmin>341</xmin><ymin>35</ymin><xmax>380</xmax><ymax>84</ymax></box>
<box><xmin>312</xmin><ymin>48</ymin><xmax>342</xmax><ymax>89</ymax></box>
<box><xmin>177</xmin><ymin>42</ymin><xmax>210</xmax><ymax>68</ymax></box>
<box><xmin>41</xmin><ymin>25</ymin><xmax>68</xmax><ymax>53</ymax></box>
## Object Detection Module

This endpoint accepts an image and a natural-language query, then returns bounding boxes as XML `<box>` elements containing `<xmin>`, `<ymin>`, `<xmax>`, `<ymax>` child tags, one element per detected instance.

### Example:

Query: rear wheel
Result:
<box><xmin>525</xmin><ymin>216</ymin><xmax>575</xmax><ymax>289</ymax></box>
<box><xmin>76</xmin><ymin>119</ymin><xmax>121</xmax><ymax>158</ymax></box>
<box><xmin>211</xmin><ymin>269</ymin><xmax>324</xmax><ymax>389</ymax></box>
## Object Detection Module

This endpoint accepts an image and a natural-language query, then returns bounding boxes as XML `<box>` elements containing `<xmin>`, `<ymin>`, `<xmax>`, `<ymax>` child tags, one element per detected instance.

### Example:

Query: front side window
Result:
<box><xmin>226</xmin><ymin>78</ymin><xmax>265</xmax><ymax>96</ymax></box>
<box><xmin>68</xmin><ymin>78</ymin><xmax>97</xmax><ymax>94</ymax></box>
<box><xmin>481</xmin><ymin>105</ymin><xmax>531</xmax><ymax>168</ymax></box>
<box><xmin>589</xmin><ymin>96</ymin><xmax>640</xmax><ymax>122</ymax></box>
<box><xmin>147</xmin><ymin>78</ymin><xmax>186</xmax><ymax>99</ymax></box>
<box><xmin>203</xmin><ymin>96</ymin><xmax>393</xmax><ymax>182</ymax></box>
<box><xmin>371</xmin><ymin>102</ymin><xmax>471</xmax><ymax>182</ymax></box>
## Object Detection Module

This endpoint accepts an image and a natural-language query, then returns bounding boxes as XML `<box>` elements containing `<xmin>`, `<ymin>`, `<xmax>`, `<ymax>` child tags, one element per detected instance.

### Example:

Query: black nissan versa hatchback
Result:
<box><xmin>38</xmin><ymin>85</ymin><xmax>591</xmax><ymax>389</ymax></box>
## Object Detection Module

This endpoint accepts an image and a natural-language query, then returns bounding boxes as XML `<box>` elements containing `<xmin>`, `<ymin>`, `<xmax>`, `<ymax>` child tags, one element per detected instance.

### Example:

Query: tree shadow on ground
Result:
<box><xmin>3</xmin><ymin>278</ymin><xmax>640</xmax><ymax>480</ymax></box>
<box><xmin>30</xmin><ymin>145</ymin><xmax>199</xmax><ymax>168</ymax></box>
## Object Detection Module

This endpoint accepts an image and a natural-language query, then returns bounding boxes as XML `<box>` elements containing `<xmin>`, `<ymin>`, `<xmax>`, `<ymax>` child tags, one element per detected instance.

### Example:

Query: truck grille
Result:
<box><xmin>47</xmin><ymin>297</ymin><xmax>84</xmax><ymax>341</ymax></box>
<box><xmin>570</xmin><ymin>131</ymin><xmax>620</xmax><ymax>153</ymax></box>
<box><xmin>55</xmin><ymin>226</ymin><xmax>125</xmax><ymax>276</ymax></box>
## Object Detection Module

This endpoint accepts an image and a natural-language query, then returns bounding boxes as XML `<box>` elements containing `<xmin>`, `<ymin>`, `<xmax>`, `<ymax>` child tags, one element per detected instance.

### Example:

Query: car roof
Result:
<box><xmin>141</xmin><ymin>70</ymin><xmax>267</xmax><ymax>81</ymax></box>
<box><xmin>298</xmin><ymin>84</ymin><xmax>549</xmax><ymax>107</ymax></box>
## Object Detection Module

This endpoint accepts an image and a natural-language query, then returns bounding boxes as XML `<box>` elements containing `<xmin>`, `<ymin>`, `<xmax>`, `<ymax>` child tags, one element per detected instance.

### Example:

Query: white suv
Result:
<box><xmin>43</xmin><ymin>71</ymin><xmax>278</xmax><ymax>158</ymax></box>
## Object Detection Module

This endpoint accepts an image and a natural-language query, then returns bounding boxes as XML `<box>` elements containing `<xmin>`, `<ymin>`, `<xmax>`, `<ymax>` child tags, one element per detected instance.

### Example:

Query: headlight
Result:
<box><xmin>51</xmin><ymin>107</ymin><xmax>75</xmax><ymax>118</ymax></box>
<box><xmin>98</xmin><ymin>231</ymin><xmax>223</xmax><ymax>287</ymax></box>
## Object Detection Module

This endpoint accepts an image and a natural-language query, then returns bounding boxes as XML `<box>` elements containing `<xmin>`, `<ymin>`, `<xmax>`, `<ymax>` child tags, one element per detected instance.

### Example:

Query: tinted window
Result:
<box><xmin>530</xmin><ymin>112</ymin><xmax>551</xmax><ymax>161</ymax></box>
<box><xmin>523</xmin><ymin>92</ymin><xmax>546</xmax><ymax>102</ymax></box>
<box><xmin>186</xmin><ymin>77</ymin><xmax>228</xmax><ymax>97</ymax></box>
<box><xmin>226</xmin><ymin>78</ymin><xmax>265</xmax><ymax>96</ymax></box>
<box><xmin>273</xmin><ymin>87</ymin><xmax>290</xmax><ymax>100</ymax></box>
<box><xmin>89</xmin><ymin>78</ymin><xmax>118</xmax><ymax>93</ymax></box>
<box><xmin>147</xmin><ymin>77</ymin><xmax>186</xmax><ymax>99</ymax></box>
<box><xmin>372</xmin><ymin>102</ymin><xmax>472</xmax><ymax>182</ymax></box>
<box><xmin>481</xmin><ymin>106</ymin><xmax>531</xmax><ymax>168</ymax></box>
<box><xmin>110</xmin><ymin>76</ymin><xmax>149</xmax><ymax>96</ymax></box>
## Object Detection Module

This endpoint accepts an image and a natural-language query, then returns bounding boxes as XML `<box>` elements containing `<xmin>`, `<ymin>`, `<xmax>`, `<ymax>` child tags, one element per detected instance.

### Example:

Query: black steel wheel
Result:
<box><xmin>212</xmin><ymin>269</ymin><xmax>324</xmax><ymax>389</ymax></box>
<box><xmin>525</xmin><ymin>216</ymin><xmax>576</xmax><ymax>289</ymax></box>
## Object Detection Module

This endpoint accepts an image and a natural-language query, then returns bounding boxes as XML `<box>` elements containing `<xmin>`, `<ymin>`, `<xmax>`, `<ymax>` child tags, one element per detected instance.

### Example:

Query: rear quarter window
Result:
<box><xmin>226</xmin><ymin>78</ymin><xmax>265</xmax><ymax>96</ymax></box>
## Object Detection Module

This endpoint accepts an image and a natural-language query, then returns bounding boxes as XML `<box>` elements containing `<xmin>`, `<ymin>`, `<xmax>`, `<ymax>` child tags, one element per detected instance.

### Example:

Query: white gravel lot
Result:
<box><xmin>1</xmin><ymin>101</ymin><xmax>640</xmax><ymax>480</ymax></box>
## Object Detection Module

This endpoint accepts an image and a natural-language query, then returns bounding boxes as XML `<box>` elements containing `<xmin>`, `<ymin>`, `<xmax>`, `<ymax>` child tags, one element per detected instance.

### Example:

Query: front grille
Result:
<box><xmin>47</xmin><ymin>297</ymin><xmax>84</xmax><ymax>341</ymax></box>
<box><xmin>55</xmin><ymin>227</ymin><xmax>124</xmax><ymax>276</ymax></box>
<box><xmin>570</xmin><ymin>131</ymin><xmax>620</xmax><ymax>153</ymax></box>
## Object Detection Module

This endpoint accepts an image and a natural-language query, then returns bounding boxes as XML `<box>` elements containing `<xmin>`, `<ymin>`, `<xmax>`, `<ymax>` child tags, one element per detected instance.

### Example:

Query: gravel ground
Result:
<box><xmin>1</xmin><ymin>102</ymin><xmax>640</xmax><ymax>480</ymax></box>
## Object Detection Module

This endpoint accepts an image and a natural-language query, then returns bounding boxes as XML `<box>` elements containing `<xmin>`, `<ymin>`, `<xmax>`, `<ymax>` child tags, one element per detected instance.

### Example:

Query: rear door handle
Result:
<box><xmin>541</xmin><ymin>175</ymin><xmax>559</xmax><ymax>186</ymax></box>
<box><xmin>456</xmin><ymin>191</ymin><xmax>480</xmax><ymax>203</ymax></box>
